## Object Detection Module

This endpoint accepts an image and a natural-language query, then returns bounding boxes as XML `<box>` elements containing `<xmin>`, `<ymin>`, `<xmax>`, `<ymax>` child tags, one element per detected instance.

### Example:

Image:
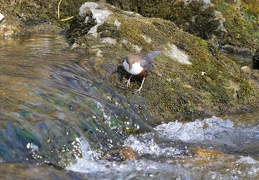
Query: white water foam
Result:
<box><xmin>123</xmin><ymin>135</ymin><xmax>184</xmax><ymax>157</ymax></box>
<box><xmin>154</xmin><ymin>116</ymin><xmax>259</xmax><ymax>149</ymax></box>
<box><xmin>67</xmin><ymin>157</ymin><xmax>196</xmax><ymax>180</ymax></box>
<box><xmin>155</xmin><ymin>116</ymin><xmax>234</xmax><ymax>141</ymax></box>
<box><xmin>66</xmin><ymin>116</ymin><xmax>259</xmax><ymax>179</ymax></box>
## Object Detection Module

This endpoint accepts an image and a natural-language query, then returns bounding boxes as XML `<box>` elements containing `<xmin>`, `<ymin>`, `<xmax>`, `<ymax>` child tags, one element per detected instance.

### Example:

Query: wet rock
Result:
<box><xmin>221</xmin><ymin>45</ymin><xmax>253</xmax><ymax>57</ymax></box>
<box><xmin>252</xmin><ymin>49</ymin><xmax>259</xmax><ymax>69</ymax></box>
<box><xmin>104</xmin><ymin>146</ymin><xmax>138</xmax><ymax>161</ymax></box>
<box><xmin>0</xmin><ymin>163</ymin><xmax>89</xmax><ymax>179</ymax></box>
<box><xmin>0</xmin><ymin>121</ymin><xmax>87</xmax><ymax>166</ymax></box>
<box><xmin>66</xmin><ymin>10</ymin><xmax>97</xmax><ymax>45</ymax></box>
<box><xmin>190</xmin><ymin>148</ymin><xmax>223</xmax><ymax>158</ymax></box>
<box><xmin>0</xmin><ymin>0</ymin><xmax>86</xmax><ymax>36</ymax></box>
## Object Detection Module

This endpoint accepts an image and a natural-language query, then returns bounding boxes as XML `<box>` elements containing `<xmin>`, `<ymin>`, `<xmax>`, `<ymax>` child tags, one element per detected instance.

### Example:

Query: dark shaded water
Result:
<box><xmin>1</xmin><ymin>35</ymin><xmax>259</xmax><ymax>179</ymax></box>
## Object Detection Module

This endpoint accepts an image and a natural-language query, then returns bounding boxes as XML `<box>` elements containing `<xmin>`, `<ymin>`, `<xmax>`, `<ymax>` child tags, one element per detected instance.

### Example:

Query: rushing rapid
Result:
<box><xmin>67</xmin><ymin>116</ymin><xmax>259</xmax><ymax>179</ymax></box>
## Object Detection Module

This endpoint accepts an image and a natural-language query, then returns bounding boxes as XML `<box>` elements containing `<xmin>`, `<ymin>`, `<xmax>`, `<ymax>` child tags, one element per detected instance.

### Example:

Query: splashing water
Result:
<box><xmin>67</xmin><ymin>116</ymin><xmax>259</xmax><ymax>179</ymax></box>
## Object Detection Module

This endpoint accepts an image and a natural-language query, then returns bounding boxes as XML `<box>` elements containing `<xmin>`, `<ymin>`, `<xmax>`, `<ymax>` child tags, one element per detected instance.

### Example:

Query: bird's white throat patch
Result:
<box><xmin>123</xmin><ymin>60</ymin><xmax>143</xmax><ymax>75</ymax></box>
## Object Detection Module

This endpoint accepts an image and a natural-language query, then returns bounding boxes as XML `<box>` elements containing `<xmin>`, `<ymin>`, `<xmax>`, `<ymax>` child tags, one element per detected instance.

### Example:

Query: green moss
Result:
<box><xmin>213</xmin><ymin>0</ymin><xmax>259</xmax><ymax>49</ymax></box>
<box><xmin>119</xmin><ymin>17</ymin><xmax>152</xmax><ymax>51</ymax></box>
<box><xmin>108</xmin><ymin>0</ymin><xmax>258</xmax><ymax>51</ymax></box>
<box><xmin>97</xmin><ymin>22</ymin><xmax>121</xmax><ymax>39</ymax></box>
<box><xmin>242</xmin><ymin>0</ymin><xmax>259</xmax><ymax>17</ymax></box>
<box><xmin>216</xmin><ymin>3</ymin><xmax>229</xmax><ymax>12</ymax></box>
<box><xmin>65</xmin><ymin>2</ymin><xmax>259</xmax><ymax>121</ymax></box>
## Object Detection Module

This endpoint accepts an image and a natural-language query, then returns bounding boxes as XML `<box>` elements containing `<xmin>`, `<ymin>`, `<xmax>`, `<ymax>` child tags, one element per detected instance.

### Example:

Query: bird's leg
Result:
<box><xmin>124</xmin><ymin>75</ymin><xmax>133</xmax><ymax>87</ymax></box>
<box><xmin>135</xmin><ymin>77</ymin><xmax>145</xmax><ymax>93</ymax></box>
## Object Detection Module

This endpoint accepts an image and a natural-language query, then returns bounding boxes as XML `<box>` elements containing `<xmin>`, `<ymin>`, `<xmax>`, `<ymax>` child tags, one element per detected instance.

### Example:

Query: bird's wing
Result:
<box><xmin>146</xmin><ymin>50</ymin><xmax>160</xmax><ymax>61</ymax></box>
<box><xmin>140</xmin><ymin>56</ymin><xmax>154</xmax><ymax>71</ymax></box>
<box><xmin>140</xmin><ymin>50</ymin><xmax>160</xmax><ymax>71</ymax></box>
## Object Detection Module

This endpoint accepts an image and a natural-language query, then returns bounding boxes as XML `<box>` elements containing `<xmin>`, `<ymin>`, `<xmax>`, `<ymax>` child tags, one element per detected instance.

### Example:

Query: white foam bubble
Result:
<box><xmin>66</xmin><ymin>116</ymin><xmax>259</xmax><ymax>179</ymax></box>
<box><xmin>154</xmin><ymin>116</ymin><xmax>259</xmax><ymax>152</ymax></box>
<box><xmin>155</xmin><ymin>116</ymin><xmax>234</xmax><ymax>142</ymax></box>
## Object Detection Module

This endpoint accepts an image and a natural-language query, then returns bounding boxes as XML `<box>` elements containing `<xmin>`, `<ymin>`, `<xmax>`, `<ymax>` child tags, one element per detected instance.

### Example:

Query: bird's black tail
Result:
<box><xmin>146</xmin><ymin>50</ymin><xmax>161</xmax><ymax>61</ymax></box>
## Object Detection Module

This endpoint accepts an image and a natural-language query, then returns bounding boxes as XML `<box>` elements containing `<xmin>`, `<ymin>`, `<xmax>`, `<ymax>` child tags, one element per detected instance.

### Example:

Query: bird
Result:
<box><xmin>123</xmin><ymin>50</ymin><xmax>160</xmax><ymax>93</ymax></box>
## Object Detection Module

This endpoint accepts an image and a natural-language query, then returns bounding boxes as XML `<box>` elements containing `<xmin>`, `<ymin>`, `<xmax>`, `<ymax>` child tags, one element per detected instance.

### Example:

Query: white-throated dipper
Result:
<box><xmin>123</xmin><ymin>50</ymin><xmax>160</xmax><ymax>93</ymax></box>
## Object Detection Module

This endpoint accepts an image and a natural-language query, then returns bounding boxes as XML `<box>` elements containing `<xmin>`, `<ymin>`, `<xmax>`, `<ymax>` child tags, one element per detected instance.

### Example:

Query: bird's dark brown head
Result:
<box><xmin>126</xmin><ymin>54</ymin><xmax>145</xmax><ymax>68</ymax></box>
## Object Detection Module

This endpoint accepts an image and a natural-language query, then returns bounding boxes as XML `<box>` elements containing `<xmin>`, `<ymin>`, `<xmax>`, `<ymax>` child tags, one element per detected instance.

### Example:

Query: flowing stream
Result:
<box><xmin>67</xmin><ymin>116</ymin><xmax>259</xmax><ymax>179</ymax></box>
<box><xmin>0</xmin><ymin>35</ymin><xmax>259</xmax><ymax>179</ymax></box>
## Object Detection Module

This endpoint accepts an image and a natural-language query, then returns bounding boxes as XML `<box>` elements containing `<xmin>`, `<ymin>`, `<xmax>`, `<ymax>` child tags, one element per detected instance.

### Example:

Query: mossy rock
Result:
<box><xmin>0</xmin><ymin>0</ymin><xmax>87</xmax><ymax>35</ymax></box>
<box><xmin>106</xmin><ymin>0</ymin><xmax>259</xmax><ymax>52</ymax></box>
<box><xmin>67</xmin><ymin>2</ymin><xmax>259</xmax><ymax>123</ymax></box>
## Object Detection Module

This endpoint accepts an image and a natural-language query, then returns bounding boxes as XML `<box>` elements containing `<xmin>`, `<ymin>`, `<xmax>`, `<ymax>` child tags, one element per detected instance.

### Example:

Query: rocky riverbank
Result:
<box><xmin>1</xmin><ymin>0</ymin><xmax>259</xmax><ymax>168</ymax></box>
